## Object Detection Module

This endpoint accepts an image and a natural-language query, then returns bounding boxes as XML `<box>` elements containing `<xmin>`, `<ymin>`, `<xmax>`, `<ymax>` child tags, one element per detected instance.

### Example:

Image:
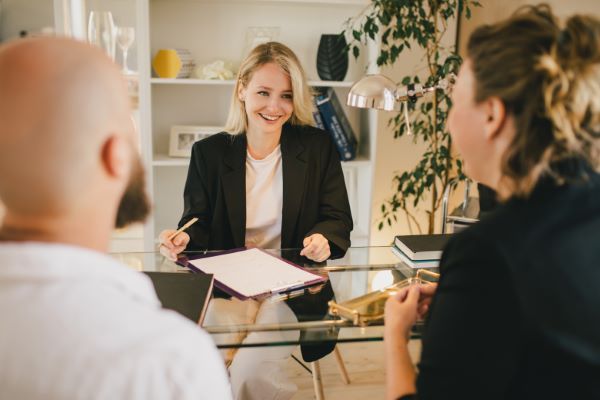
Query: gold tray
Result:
<box><xmin>328</xmin><ymin>269</ymin><xmax>439</xmax><ymax>326</ymax></box>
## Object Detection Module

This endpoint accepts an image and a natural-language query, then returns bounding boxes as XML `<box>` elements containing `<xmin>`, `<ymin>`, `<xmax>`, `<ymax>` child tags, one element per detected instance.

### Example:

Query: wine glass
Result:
<box><xmin>116</xmin><ymin>26</ymin><xmax>135</xmax><ymax>74</ymax></box>
<box><xmin>88</xmin><ymin>11</ymin><xmax>116</xmax><ymax>61</ymax></box>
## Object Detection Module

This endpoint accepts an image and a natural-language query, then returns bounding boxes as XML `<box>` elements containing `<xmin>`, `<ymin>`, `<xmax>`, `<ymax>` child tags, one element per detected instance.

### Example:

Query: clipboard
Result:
<box><xmin>177</xmin><ymin>248</ymin><xmax>327</xmax><ymax>300</ymax></box>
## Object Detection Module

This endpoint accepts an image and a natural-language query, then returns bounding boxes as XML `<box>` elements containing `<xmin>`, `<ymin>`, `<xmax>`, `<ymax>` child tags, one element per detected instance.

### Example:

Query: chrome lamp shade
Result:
<box><xmin>346</xmin><ymin>74</ymin><xmax>400</xmax><ymax>112</ymax></box>
<box><xmin>347</xmin><ymin>73</ymin><xmax>456</xmax><ymax>111</ymax></box>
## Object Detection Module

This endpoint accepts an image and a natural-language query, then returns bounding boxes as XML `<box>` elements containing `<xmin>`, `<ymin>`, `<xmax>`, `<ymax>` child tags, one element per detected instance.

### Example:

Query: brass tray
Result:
<box><xmin>328</xmin><ymin>269</ymin><xmax>439</xmax><ymax>326</ymax></box>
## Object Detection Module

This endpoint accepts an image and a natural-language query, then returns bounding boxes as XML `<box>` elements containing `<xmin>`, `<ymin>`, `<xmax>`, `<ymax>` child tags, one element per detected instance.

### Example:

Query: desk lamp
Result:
<box><xmin>346</xmin><ymin>73</ymin><xmax>456</xmax><ymax>111</ymax></box>
<box><xmin>347</xmin><ymin>73</ymin><xmax>455</xmax><ymax>135</ymax></box>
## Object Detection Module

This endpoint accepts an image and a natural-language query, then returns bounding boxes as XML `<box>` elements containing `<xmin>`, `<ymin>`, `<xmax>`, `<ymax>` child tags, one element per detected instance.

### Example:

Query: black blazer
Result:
<box><xmin>178</xmin><ymin>123</ymin><xmax>353</xmax><ymax>258</ymax></box>
<box><xmin>415</xmin><ymin>161</ymin><xmax>600</xmax><ymax>399</ymax></box>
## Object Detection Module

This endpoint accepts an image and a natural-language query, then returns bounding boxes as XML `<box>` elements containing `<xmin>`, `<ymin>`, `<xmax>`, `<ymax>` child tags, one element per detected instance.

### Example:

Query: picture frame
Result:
<box><xmin>168</xmin><ymin>125</ymin><xmax>223</xmax><ymax>157</ymax></box>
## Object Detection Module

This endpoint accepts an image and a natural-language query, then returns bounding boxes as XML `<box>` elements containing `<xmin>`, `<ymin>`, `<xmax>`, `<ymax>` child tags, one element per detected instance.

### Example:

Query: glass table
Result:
<box><xmin>111</xmin><ymin>246</ymin><xmax>437</xmax><ymax>349</ymax></box>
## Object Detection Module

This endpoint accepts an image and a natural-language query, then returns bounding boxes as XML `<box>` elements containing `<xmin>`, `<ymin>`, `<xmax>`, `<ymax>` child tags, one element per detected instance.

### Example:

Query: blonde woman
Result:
<box><xmin>384</xmin><ymin>5</ymin><xmax>600</xmax><ymax>400</ymax></box>
<box><xmin>159</xmin><ymin>42</ymin><xmax>352</xmax><ymax>400</ymax></box>
<box><xmin>159</xmin><ymin>41</ymin><xmax>352</xmax><ymax>262</ymax></box>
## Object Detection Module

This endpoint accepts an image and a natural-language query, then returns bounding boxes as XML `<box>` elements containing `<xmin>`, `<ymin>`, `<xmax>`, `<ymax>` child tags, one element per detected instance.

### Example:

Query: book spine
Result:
<box><xmin>316</xmin><ymin>89</ymin><xmax>356</xmax><ymax>161</ymax></box>
<box><xmin>391</xmin><ymin>245</ymin><xmax>439</xmax><ymax>268</ymax></box>
<box><xmin>328</xmin><ymin>88</ymin><xmax>358</xmax><ymax>149</ymax></box>
<box><xmin>312</xmin><ymin>97</ymin><xmax>326</xmax><ymax>130</ymax></box>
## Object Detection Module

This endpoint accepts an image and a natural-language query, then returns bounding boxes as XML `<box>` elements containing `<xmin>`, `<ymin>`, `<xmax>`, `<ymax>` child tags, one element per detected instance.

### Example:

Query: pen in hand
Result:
<box><xmin>167</xmin><ymin>217</ymin><xmax>198</xmax><ymax>241</ymax></box>
<box><xmin>159</xmin><ymin>217</ymin><xmax>198</xmax><ymax>261</ymax></box>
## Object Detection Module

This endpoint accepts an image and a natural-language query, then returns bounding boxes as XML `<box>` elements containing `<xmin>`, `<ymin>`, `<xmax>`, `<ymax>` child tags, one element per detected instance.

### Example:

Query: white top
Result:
<box><xmin>0</xmin><ymin>242</ymin><xmax>232</xmax><ymax>400</ymax></box>
<box><xmin>245</xmin><ymin>145</ymin><xmax>283</xmax><ymax>249</ymax></box>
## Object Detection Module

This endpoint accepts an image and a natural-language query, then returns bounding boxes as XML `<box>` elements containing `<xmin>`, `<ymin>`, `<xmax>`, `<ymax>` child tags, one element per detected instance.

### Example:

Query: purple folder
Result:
<box><xmin>176</xmin><ymin>248</ymin><xmax>327</xmax><ymax>300</ymax></box>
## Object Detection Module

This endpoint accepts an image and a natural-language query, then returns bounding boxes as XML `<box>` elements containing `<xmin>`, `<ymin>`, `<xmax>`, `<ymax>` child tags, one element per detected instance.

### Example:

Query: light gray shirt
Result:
<box><xmin>0</xmin><ymin>242</ymin><xmax>231</xmax><ymax>400</ymax></box>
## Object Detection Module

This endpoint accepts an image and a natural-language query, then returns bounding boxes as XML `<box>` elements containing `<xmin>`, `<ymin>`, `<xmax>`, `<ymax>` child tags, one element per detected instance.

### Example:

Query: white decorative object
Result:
<box><xmin>194</xmin><ymin>60</ymin><xmax>235</xmax><ymax>80</ymax></box>
<box><xmin>169</xmin><ymin>125</ymin><xmax>223</xmax><ymax>157</ymax></box>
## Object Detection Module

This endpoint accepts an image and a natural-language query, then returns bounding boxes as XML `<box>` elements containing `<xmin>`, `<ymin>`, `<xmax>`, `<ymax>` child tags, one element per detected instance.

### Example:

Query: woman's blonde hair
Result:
<box><xmin>467</xmin><ymin>4</ymin><xmax>600</xmax><ymax>197</ymax></box>
<box><xmin>224</xmin><ymin>42</ymin><xmax>315</xmax><ymax>134</ymax></box>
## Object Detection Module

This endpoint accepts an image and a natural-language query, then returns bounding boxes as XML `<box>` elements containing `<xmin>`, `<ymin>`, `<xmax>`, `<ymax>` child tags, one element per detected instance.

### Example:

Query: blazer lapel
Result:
<box><xmin>221</xmin><ymin>134</ymin><xmax>247</xmax><ymax>247</ymax></box>
<box><xmin>281</xmin><ymin>125</ymin><xmax>307</xmax><ymax>248</ymax></box>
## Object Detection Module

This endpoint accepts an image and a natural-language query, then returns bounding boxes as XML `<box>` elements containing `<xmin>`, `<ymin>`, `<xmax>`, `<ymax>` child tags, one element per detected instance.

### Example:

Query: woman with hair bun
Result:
<box><xmin>385</xmin><ymin>5</ymin><xmax>600</xmax><ymax>399</ymax></box>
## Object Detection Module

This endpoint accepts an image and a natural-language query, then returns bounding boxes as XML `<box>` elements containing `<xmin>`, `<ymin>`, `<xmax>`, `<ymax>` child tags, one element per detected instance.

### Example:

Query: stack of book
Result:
<box><xmin>313</xmin><ymin>88</ymin><xmax>357</xmax><ymax>161</ymax></box>
<box><xmin>391</xmin><ymin>234</ymin><xmax>451</xmax><ymax>268</ymax></box>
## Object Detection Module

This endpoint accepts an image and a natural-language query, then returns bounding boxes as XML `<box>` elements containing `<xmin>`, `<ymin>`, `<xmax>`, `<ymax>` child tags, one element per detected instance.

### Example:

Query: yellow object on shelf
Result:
<box><xmin>152</xmin><ymin>49</ymin><xmax>194</xmax><ymax>79</ymax></box>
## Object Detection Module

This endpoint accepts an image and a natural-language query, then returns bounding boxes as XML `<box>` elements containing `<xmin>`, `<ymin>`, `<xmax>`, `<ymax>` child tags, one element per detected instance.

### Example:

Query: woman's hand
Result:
<box><xmin>384</xmin><ymin>285</ymin><xmax>421</xmax><ymax>341</ymax></box>
<box><xmin>158</xmin><ymin>229</ymin><xmax>190</xmax><ymax>261</ymax></box>
<box><xmin>416</xmin><ymin>282</ymin><xmax>437</xmax><ymax>319</ymax></box>
<box><xmin>300</xmin><ymin>233</ymin><xmax>330</xmax><ymax>262</ymax></box>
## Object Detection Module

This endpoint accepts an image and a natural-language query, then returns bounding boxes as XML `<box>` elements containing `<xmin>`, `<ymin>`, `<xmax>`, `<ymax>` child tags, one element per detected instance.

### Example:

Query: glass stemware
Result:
<box><xmin>116</xmin><ymin>26</ymin><xmax>135</xmax><ymax>74</ymax></box>
<box><xmin>87</xmin><ymin>11</ymin><xmax>116</xmax><ymax>61</ymax></box>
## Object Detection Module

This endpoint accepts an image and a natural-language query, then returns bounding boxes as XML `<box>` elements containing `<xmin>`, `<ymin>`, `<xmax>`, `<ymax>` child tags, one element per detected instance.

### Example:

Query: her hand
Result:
<box><xmin>158</xmin><ymin>229</ymin><xmax>190</xmax><ymax>261</ymax></box>
<box><xmin>384</xmin><ymin>285</ymin><xmax>421</xmax><ymax>341</ymax></box>
<box><xmin>300</xmin><ymin>233</ymin><xmax>330</xmax><ymax>262</ymax></box>
<box><xmin>416</xmin><ymin>282</ymin><xmax>438</xmax><ymax>319</ymax></box>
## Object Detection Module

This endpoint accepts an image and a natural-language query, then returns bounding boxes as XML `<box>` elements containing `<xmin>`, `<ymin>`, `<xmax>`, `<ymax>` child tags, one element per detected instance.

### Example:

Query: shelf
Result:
<box><xmin>152</xmin><ymin>0</ymin><xmax>368</xmax><ymax>5</ymax></box>
<box><xmin>152</xmin><ymin>154</ymin><xmax>371</xmax><ymax>167</ymax></box>
<box><xmin>151</xmin><ymin>78</ymin><xmax>356</xmax><ymax>88</ymax></box>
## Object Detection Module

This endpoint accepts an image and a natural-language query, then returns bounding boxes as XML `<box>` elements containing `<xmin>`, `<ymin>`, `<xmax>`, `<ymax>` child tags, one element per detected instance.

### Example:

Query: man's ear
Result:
<box><xmin>482</xmin><ymin>96</ymin><xmax>507</xmax><ymax>141</ymax></box>
<box><xmin>100</xmin><ymin>134</ymin><xmax>130</xmax><ymax>179</ymax></box>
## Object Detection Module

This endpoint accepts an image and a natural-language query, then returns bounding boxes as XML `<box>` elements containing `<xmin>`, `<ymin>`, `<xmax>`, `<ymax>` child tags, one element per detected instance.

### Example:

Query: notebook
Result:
<box><xmin>179</xmin><ymin>248</ymin><xmax>327</xmax><ymax>300</ymax></box>
<box><xmin>143</xmin><ymin>271</ymin><xmax>214</xmax><ymax>325</ymax></box>
<box><xmin>393</xmin><ymin>234</ymin><xmax>451</xmax><ymax>261</ymax></box>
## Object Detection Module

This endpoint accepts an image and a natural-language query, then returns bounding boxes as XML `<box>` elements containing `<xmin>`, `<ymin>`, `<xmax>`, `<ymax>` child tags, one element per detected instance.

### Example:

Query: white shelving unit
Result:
<box><xmin>57</xmin><ymin>0</ymin><xmax>378</xmax><ymax>251</ymax></box>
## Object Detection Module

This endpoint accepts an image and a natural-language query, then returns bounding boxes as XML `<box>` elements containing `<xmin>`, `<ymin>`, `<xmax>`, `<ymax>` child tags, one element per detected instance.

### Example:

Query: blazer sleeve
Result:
<box><xmin>179</xmin><ymin>142</ymin><xmax>212</xmax><ymax>250</ymax></box>
<box><xmin>415</xmin><ymin>227</ymin><xmax>523</xmax><ymax>398</ymax></box>
<box><xmin>306</xmin><ymin>134</ymin><xmax>353</xmax><ymax>258</ymax></box>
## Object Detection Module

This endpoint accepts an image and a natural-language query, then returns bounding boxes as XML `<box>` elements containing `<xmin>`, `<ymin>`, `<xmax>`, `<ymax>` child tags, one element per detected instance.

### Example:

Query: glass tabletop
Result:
<box><xmin>111</xmin><ymin>246</ymin><xmax>437</xmax><ymax>348</ymax></box>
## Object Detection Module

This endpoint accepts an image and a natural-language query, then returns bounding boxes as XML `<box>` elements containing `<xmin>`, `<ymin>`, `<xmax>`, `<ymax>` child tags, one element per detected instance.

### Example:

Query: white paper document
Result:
<box><xmin>188</xmin><ymin>248</ymin><xmax>325</xmax><ymax>298</ymax></box>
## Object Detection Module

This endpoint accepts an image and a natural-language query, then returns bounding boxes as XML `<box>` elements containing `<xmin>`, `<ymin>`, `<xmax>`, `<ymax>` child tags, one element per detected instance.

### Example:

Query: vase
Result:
<box><xmin>316</xmin><ymin>34</ymin><xmax>348</xmax><ymax>81</ymax></box>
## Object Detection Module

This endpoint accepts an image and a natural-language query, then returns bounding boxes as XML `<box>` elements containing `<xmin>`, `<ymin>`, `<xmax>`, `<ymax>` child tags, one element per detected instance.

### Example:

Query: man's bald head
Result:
<box><xmin>0</xmin><ymin>37</ymin><xmax>135</xmax><ymax>216</ymax></box>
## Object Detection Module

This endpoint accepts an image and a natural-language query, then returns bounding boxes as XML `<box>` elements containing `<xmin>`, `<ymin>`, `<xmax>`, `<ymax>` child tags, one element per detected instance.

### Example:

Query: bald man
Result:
<box><xmin>0</xmin><ymin>38</ymin><xmax>231</xmax><ymax>399</ymax></box>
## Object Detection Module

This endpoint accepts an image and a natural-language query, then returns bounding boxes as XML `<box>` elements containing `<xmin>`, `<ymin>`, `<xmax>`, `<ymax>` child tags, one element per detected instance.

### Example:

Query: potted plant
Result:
<box><xmin>344</xmin><ymin>0</ymin><xmax>480</xmax><ymax>233</ymax></box>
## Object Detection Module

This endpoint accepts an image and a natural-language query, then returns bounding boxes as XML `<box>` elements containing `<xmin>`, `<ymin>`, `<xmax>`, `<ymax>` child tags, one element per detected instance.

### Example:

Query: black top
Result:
<box><xmin>415</xmin><ymin>162</ymin><xmax>600</xmax><ymax>399</ymax></box>
<box><xmin>178</xmin><ymin>124</ymin><xmax>353</xmax><ymax>259</ymax></box>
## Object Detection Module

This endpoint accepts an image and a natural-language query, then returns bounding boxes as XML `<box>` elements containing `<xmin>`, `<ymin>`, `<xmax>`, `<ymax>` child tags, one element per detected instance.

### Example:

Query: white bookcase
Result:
<box><xmin>57</xmin><ymin>0</ymin><xmax>378</xmax><ymax>251</ymax></box>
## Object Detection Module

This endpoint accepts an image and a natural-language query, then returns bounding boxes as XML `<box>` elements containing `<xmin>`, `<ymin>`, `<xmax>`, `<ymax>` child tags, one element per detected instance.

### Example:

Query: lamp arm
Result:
<box><xmin>394</xmin><ymin>73</ymin><xmax>456</xmax><ymax>103</ymax></box>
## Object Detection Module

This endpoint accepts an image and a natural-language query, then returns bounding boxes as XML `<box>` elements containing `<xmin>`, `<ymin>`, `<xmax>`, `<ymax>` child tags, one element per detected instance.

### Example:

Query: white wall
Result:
<box><xmin>0</xmin><ymin>0</ymin><xmax>54</xmax><ymax>42</ymax></box>
<box><xmin>460</xmin><ymin>0</ymin><xmax>600</xmax><ymax>56</ymax></box>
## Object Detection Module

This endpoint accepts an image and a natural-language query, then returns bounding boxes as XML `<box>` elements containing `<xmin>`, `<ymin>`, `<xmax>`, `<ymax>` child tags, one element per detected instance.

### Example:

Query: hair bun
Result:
<box><xmin>557</xmin><ymin>15</ymin><xmax>600</xmax><ymax>69</ymax></box>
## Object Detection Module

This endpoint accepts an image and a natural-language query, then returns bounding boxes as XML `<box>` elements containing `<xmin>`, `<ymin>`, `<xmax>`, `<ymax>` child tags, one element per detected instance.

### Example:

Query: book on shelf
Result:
<box><xmin>393</xmin><ymin>234</ymin><xmax>451</xmax><ymax>261</ymax></box>
<box><xmin>315</xmin><ymin>88</ymin><xmax>357</xmax><ymax>161</ymax></box>
<box><xmin>312</xmin><ymin>97</ymin><xmax>326</xmax><ymax>130</ymax></box>
<box><xmin>143</xmin><ymin>271</ymin><xmax>214</xmax><ymax>326</ymax></box>
<box><xmin>391</xmin><ymin>245</ymin><xmax>440</xmax><ymax>268</ymax></box>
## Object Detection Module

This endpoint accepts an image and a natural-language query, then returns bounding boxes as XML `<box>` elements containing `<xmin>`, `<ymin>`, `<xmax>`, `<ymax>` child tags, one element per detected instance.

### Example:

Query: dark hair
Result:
<box><xmin>467</xmin><ymin>4</ymin><xmax>600</xmax><ymax>196</ymax></box>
